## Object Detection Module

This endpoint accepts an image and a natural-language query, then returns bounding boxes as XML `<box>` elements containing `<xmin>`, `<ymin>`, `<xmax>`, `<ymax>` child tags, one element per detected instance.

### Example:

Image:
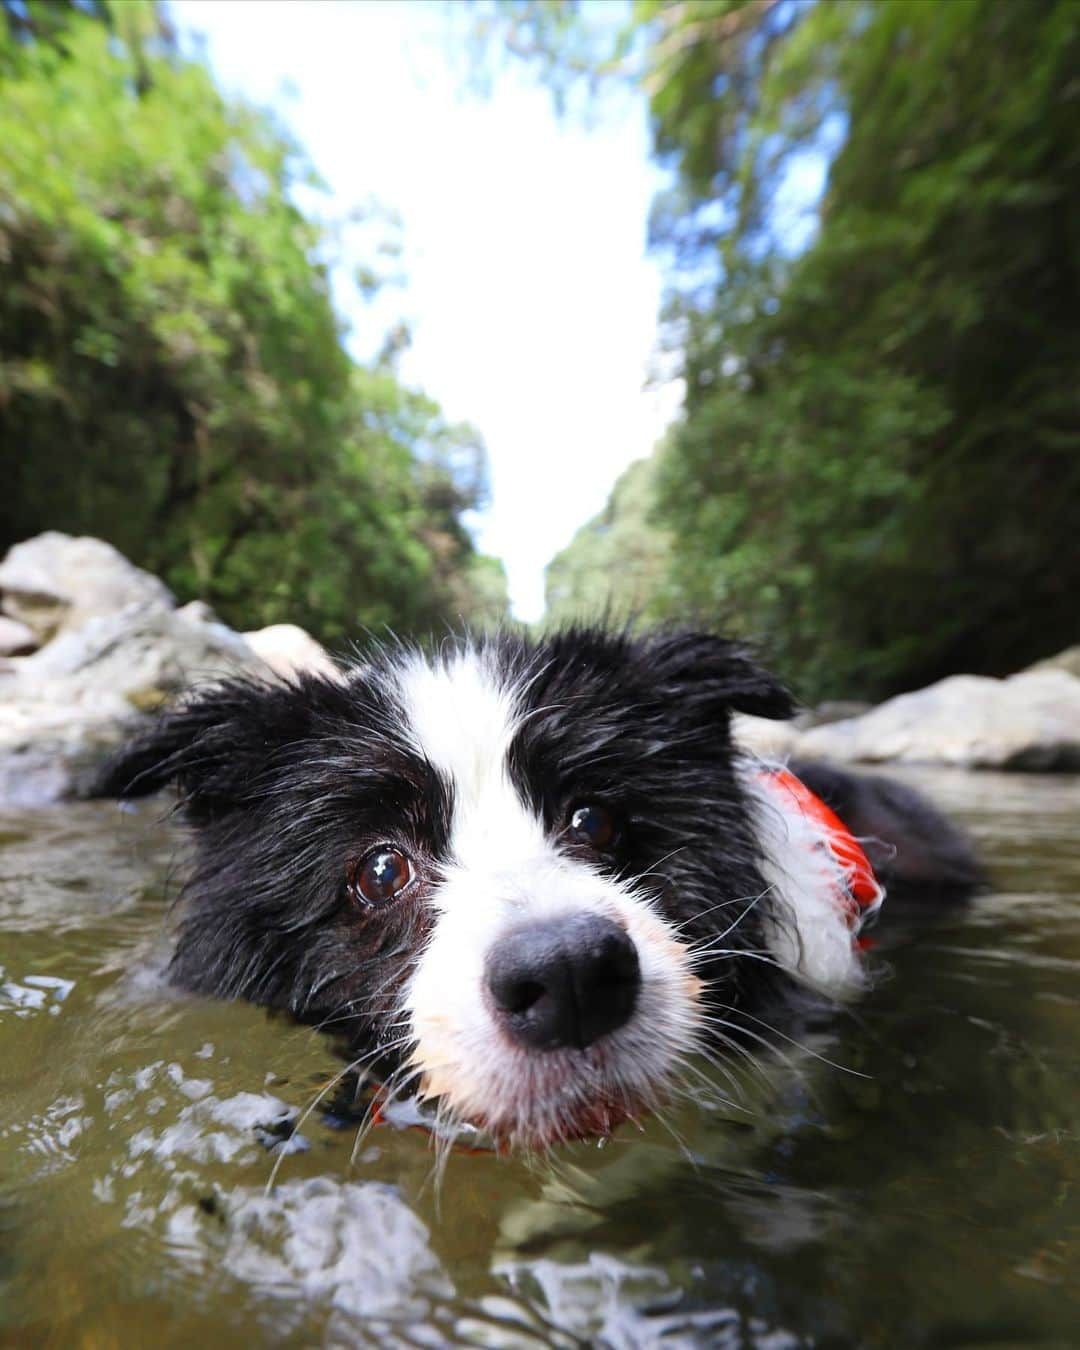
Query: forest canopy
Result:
<box><xmin>520</xmin><ymin>0</ymin><xmax>1080</xmax><ymax>700</ymax></box>
<box><xmin>0</xmin><ymin>0</ymin><xmax>508</xmax><ymax>640</ymax></box>
<box><xmin>3</xmin><ymin>0</ymin><xmax>1077</xmax><ymax>696</ymax></box>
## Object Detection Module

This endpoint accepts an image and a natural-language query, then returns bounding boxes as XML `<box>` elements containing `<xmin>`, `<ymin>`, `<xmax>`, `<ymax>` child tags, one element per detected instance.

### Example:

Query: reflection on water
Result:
<box><xmin>1</xmin><ymin>772</ymin><xmax>1078</xmax><ymax>1347</ymax></box>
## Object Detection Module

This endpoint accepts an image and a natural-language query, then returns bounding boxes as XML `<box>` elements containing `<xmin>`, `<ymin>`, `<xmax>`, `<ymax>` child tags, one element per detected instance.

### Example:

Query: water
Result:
<box><xmin>1</xmin><ymin>772</ymin><xmax>1077</xmax><ymax>1348</ymax></box>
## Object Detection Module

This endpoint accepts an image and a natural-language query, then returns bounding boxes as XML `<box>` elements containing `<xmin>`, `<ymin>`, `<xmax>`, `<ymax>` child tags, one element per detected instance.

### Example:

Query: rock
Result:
<box><xmin>175</xmin><ymin>599</ymin><xmax>219</xmax><ymax>626</ymax></box>
<box><xmin>0</xmin><ymin>600</ymin><xmax>270</xmax><ymax>805</ymax></box>
<box><xmin>0</xmin><ymin>532</ymin><xmax>174</xmax><ymax>643</ymax></box>
<box><xmin>792</xmin><ymin>699</ymin><xmax>873</xmax><ymax>731</ymax></box>
<box><xmin>0</xmin><ymin>534</ymin><xmax>349</xmax><ymax>805</ymax></box>
<box><xmin>12</xmin><ymin>601</ymin><xmax>264</xmax><ymax>702</ymax></box>
<box><xmin>0</xmin><ymin>615</ymin><xmax>37</xmax><ymax>657</ymax></box>
<box><xmin>797</xmin><ymin>670</ymin><xmax>1080</xmax><ymax>771</ymax></box>
<box><xmin>733</xmin><ymin>714</ymin><xmax>804</xmax><ymax>761</ymax></box>
<box><xmin>1026</xmin><ymin>645</ymin><xmax>1080</xmax><ymax>680</ymax></box>
<box><xmin>0</xmin><ymin>699</ymin><xmax>137</xmax><ymax>808</ymax></box>
<box><xmin>242</xmin><ymin>623</ymin><xmax>341</xmax><ymax>682</ymax></box>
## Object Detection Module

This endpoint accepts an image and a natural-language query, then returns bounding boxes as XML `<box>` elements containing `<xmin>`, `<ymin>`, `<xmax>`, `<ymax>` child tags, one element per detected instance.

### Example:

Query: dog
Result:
<box><xmin>95</xmin><ymin>628</ymin><xmax>981</xmax><ymax>1151</ymax></box>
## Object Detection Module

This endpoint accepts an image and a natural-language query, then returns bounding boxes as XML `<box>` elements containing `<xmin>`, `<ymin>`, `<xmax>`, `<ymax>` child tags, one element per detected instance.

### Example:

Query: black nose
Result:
<box><xmin>484</xmin><ymin>914</ymin><xmax>640</xmax><ymax>1052</ymax></box>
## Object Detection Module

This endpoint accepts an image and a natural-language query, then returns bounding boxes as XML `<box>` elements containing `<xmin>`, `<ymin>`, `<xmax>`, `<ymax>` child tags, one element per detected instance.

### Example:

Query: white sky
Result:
<box><xmin>169</xmin><ymin>0</ymin><xmax>679</xmax><ymax>622</ymax></box>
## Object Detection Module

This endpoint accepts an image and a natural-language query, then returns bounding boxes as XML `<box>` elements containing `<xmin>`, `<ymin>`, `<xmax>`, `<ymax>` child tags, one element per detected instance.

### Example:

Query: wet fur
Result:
<box><xmin>94</xmin><ymin>628</ymin><xmax>980</xmax><ymax>1143</ymax></box>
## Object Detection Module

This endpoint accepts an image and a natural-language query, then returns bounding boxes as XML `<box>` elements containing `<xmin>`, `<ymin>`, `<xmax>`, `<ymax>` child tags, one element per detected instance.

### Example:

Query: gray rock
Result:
<box><xmin>1026</xmin><ymin>645</ymin><xmax>1080</xmax><ymax>680</ymax></box>
<box><xmin>0</xmin><ymin>532</ymin><xmax>174</xmax><ymax>642</ymax></box>
<box><xmin>0</xmin><ymin>615</ymin><xmax>36</xmax><ymax>657</ymax></box>
<box><xmin>9</xmin><ymin>601</ymin><xmax>263</xmax><ymax>702</ymax></box>
<box><xmin>0</xmin><ymin>599</ymin><xmax>270</xmax><ymax>805</ymax></box>
<box><xmin>797</xmin><ymin>670</ymin><xmax>1080</xmax><ymax>771</ymax></box>
<box><xmin>242</xmin><ymin>623</ymin><xmax>341</xmax><ymax>682</ymax></box>
<box><xmin>792</xmin><ymin>699</ymin><xmax>874</xmax><ymax>731</ymax></box>
<box><xmin>175</xmin><ymin>599</ymin><xmax>220</xmax><ymax>626</ymax></box>
<box><xmin>732</xmin><ymin>714</ymin><xmax>803</xmax><ymax>761</ymax></box>
<box><xmin>0</xmin><ymin>699</ymin><xmax>137</xmax><ymax>807</ymax></box>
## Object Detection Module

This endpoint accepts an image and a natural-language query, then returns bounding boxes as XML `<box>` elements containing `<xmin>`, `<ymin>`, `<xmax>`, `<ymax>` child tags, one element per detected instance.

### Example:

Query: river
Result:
<box><xmin>1</xmin><ymin>770</ymin><xmax>1077</xmax><ymax>1347</ymax></box>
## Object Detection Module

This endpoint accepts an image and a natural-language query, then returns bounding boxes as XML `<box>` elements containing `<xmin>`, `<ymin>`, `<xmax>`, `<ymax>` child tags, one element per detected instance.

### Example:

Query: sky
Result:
<box><xmin>169</xmin><ymin>0</ymin><xmax>679</xmax><ymax>622</ymax></box>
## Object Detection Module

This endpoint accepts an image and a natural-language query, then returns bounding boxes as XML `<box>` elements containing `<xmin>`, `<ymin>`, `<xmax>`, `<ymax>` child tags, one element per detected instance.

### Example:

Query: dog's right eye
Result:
<box><xmin>348</xmin><ymin>847</ymin><xmax>414</xmax><ymax>906</ymax></box>
<box><xmin>567</xmin><ymin>803</ymin><xmax>618</xmax><ymax>852</ymax></box>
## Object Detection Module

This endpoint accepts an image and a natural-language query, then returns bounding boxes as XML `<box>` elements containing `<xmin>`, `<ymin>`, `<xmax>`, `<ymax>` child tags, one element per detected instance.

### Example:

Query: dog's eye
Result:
<box><xmin>349</xmin><ymin>847</ymin><xmax>414</xmax><ymax>906</ymax></box>
<box><xmin>567</xmin><ymin>804</ymin><xmax>618</xmax><ymax>851</ymax></box>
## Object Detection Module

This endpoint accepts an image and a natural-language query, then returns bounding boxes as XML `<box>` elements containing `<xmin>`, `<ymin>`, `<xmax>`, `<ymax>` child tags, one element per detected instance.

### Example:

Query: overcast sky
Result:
<box><xmin>169</xmin><ymin>0</ymin><xmax>678</xmax><ymax>621</ymax></box>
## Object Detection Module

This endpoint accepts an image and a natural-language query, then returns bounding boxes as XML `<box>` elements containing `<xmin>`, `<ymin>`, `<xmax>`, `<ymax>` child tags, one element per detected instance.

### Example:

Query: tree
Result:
<box><xmin>478</xmin><ymin>0</ymin><xmax>1080</xmax><ymax>699</ymax></box>
<box><xmin>544</xmin><ymin>451</ymin><xmax>673</xmax><ymax>628</ymax></box>
<box><xmin>0</xmin><ymin>0</ymin><xmax>506</xmax><ymax>640</ymax></box>
<box><xmin>654</xmin><ymin>0</ymin><xmax>1080</xmax><ymax>696</ymax></box>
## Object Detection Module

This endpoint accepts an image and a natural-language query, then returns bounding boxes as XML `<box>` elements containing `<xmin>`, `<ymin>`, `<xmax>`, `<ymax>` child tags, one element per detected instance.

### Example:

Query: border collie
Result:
<box><xmin>96</xmin><ymin>629</ymin><xmax>980</xmax><ymax>1151</ymax></box>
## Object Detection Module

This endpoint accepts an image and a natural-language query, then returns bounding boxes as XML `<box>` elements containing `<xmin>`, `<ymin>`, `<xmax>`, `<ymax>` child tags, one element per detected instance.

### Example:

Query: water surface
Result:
<box><xmin>1</xmin><ymin>772</ymin><xmax>1077</xmax><ymax>1347</ymax></box>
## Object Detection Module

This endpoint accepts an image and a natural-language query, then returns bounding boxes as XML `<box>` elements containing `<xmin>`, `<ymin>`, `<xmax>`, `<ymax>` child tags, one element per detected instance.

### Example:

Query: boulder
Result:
<box><xmin>0</xmin><ymin>698</ymin><xmax>137</xmax><ymax>808</ymax></box>
<box><xmin>1026</xmin><ymin>645</ymin><xmax>1080</xmax><ymax>680</ymax></box>
<box><xmin>732</xmin><ymin>714</ymin><xmax>804</xmax><ymax>761</ymax></box>
<box><xmin>796</xmin><ymin>669</ymin><xmax>1080</xmax><ymax>771</ymax></box>
<box><xmin>792</xmin><ymin>699</ymin><xmax>873</xmax><ymax>730</ymax></box>
<box><xmin>0</xmin><ymin>616</ymin><xmax>37</xmax><ymax>657</ymax></box>
<box><xmin>0</xmin><ymin>534</ymin><xmax>351</xmax><ymax>805</ymax></box>
<box><xmin>0</xmin><ymin>600</ymin><xmax>270</xmax><ymax>806</ymax></box>
<box><xmin>13</xmin><ymin>600</ymin><xmax>262</xmax><ymax>702</ymax></box>
<box><xmin>0</xmin><ymin>532</ymin><xmax>174</xmax><ymax>643</ymax></box>
<box><xmin>242</xmin><ymin>623</ymin><xmax>341</xmax><ymax>682</ymax></box>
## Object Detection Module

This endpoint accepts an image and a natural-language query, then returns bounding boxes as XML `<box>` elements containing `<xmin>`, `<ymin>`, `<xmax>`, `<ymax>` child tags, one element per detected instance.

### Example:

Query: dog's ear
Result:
<box><xmin>646</xmin><ymin>632</ymin><xmax>796</xmax><ymax>721</ymax></box>
<box><xmin>92</xmin><ymin>677</ymin><xmax>316</xmax><ymax>819</ymax></box>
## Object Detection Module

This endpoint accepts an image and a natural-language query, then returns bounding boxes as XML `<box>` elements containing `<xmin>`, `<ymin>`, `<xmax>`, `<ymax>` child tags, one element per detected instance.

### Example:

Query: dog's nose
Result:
<box><xmin>484</xmin><ymin>914</ymin><xmax>640</xmax><ymax>1051</ymax></box>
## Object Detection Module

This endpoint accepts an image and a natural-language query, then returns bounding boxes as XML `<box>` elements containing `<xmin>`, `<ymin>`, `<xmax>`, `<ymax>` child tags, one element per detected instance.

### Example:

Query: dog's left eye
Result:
<box><xmin>567</xmin><ymin>803</ymin><xmax>618</xmax><ymax>851</ymax></box>
<box><xmin>348</xmin><ymin>847</ymin><xmax>414</xmax><ymax>906</ymax></box>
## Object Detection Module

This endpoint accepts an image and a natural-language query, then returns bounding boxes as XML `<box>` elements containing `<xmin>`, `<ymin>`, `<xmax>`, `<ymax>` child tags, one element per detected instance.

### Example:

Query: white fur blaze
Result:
<box><xmin>742</xmin><ymin>763</ymin><xmax>871</xmax><ymax>996</ymax></box>
<box><xmin>395</xmin><ymin>647</ymin><xmax>701</xmax><ymax>1146</ymax></box>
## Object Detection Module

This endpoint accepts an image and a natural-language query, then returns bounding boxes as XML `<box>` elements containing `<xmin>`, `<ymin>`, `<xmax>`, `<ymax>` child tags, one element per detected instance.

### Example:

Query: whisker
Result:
<box><xmin>348</xmin><ymin>1061</ymin><xmax>425</xmax><ymax>1169</ymax></box>
<box><xmin>706</xmin><ymin>1003</ymin><xmax>871</xmax><ymax>1079</ymax></box>
<box><xmin>668</xmin><ymin>891</ymin><xmax>775</xmax><ymax>934</ymax></box>
<box><xmin>264</xmin><ymin>1048</ymin><xmax>380</xmax><ymax>1196</ymax></box>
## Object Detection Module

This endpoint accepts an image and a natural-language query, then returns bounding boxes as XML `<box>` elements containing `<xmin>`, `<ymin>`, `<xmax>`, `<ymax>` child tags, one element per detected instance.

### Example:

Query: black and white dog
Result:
<box><xmin>97</xmin><ymin>629</ymin><xmax>980</xmax><ymax>1150</ymax></box>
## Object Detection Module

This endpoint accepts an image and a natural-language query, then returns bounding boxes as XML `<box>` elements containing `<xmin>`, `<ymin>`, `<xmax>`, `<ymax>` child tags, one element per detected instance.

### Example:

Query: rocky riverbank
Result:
<box><xmin>735</xmin><ymin>663</ymin><xmax>1080</xmax><ymax>772</ymax></box>
<box><xmin>2</xmin><ymin>532</ymin><xmax>1079</xmax><ymax>806</ymax></box>
<box><xmin>0</xmin><ymin>533</ymin><xmax>336</xmax><ymax>806</ymax></box>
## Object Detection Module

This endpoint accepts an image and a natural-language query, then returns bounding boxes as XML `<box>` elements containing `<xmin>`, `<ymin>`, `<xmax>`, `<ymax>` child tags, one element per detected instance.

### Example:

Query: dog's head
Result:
<box><xmin>99</xmin><ymin>629</ymin><xmax>797</xmax><ymax>1149</ymax></box>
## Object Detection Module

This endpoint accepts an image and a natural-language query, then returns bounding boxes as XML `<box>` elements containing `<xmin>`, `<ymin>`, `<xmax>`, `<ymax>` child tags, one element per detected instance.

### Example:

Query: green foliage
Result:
<box><xmin>1</xmin><ymin>0</ymin><xmax>109</xmax><ymax>72</ymax></box>
<box><xmin>459</xmin><ymin>553</ymin><xmax>512</xmax><ymax>631</ymax></box>
<box><xmin>461</xmin><ymin>0</ymin><xmax>629</xmax><ymax>113</ymax></box>
<box><xmin>484</xmin><ymin>0</ymin><xmax>1080</xmax><ymax>699</ymax></box>
<box><xmin>543</xmin><ymin>452</ymin><xmax>673</xmax><ymax>628</ymax></box>
<box><xmin>0</xmin><ymin>0</ymin><xmax>506</xmax><ymax>640</ymax></box>
<box><xmin>654</xmin><ymin>0</ymin><xmax>1080</xmax><ymax>698</ymax></box>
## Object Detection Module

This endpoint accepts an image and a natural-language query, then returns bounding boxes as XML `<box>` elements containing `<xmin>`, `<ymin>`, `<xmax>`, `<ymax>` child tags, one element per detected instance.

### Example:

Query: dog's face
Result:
<box><xmin>102</xmin><ymin>630</ymin><xmax>796</xmax><ymax>1149</ymax></box>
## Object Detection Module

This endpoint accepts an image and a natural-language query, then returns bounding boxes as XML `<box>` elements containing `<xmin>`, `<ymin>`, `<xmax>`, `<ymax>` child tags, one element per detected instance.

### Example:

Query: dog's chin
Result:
<box><xmin>409</xmin><ymin>1038</ymin><xmax>672</xmax><ymax>1153</ymax></box>
<box><xmin>436</xmin><ymin>1089</ymin><xmax>643</xmax><ymax>1153</ymax></box>
<box><xmin>493</xmin><ymin>1099</ymin><xmax>638</xmax><ymax>1152</ymax></box>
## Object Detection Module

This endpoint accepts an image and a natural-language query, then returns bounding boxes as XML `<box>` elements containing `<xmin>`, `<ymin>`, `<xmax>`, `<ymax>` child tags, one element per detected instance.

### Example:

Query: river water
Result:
<box><xmin>1</xmin><ymin>770</ymin><xmax>1077</xmax><ymax>1348</ymax></box>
